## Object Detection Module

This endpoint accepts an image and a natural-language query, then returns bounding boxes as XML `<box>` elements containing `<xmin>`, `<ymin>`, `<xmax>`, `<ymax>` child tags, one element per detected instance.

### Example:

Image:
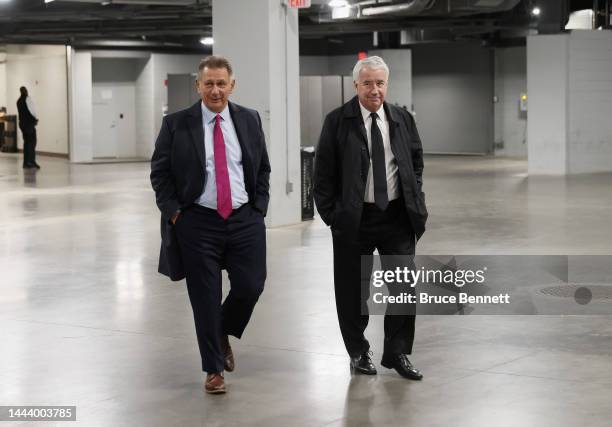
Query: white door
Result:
<box><xmin>92</xmin><ymin>83</ymin><xmax>136</xmax><ymax>158</ymax></box>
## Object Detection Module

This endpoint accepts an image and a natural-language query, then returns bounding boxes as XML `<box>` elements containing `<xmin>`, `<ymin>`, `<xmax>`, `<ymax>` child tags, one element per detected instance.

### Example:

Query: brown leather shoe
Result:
<box><xmin>222</xmin><ymin>335</ymin><xmax>235</xmax><ymax>372</ymax></box>
<box><xmin>205</xmin><ymin>373</ymin><xmax>226</xmax><ymax>394</ymax></box>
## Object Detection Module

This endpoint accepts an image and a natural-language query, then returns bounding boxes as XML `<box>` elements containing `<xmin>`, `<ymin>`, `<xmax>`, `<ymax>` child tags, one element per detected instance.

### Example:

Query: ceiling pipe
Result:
<box><xmin>46</xmin><ymin>0</ymin><xmax>199</xmax><ymax>5</ymax></box>
<box><xmin>361</xmin><ymin>0</ymin><xmax>434</xmax><ymax>17</ymax></box>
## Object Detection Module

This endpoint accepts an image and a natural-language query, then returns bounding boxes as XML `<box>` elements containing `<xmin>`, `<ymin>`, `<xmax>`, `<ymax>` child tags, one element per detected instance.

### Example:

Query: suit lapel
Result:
<box><xmin>229</xmin><ymin>102</ymin><xmax>253</xmax><ymax>166</ymax></box>
<box><xmin>228</xmin><ymin>102</ymin><xmax>256</xmax><ymax>195</ymax></box>
<box><xmin>344</xmin><ymin>96</ymin><xmax>370</xmax><ymax>157</ymax></box>
<box><xmin>384</xmin><ymin>103</ymin><xmax>402</xmax><ymax>158</ymax></box>
<box><xmin>187</xmin><ymin>102</ymin><xmax>205</xmax><ymax>170</ymax></box>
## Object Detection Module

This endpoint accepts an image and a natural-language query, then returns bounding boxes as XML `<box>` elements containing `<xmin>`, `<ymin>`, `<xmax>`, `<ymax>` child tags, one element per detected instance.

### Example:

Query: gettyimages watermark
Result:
<box><xmin>361</xmin><ymin>255</ymin><xmax>612</xmax><ymax>315</ymax></box>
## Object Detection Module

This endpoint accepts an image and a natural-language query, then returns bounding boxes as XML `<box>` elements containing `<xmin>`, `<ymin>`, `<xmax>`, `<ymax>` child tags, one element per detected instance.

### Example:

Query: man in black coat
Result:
<box><xmin>16</xmin><ymin>86</ymin><xmax>40</xmax><ymax>169</ymax></box>
<box><xmin>150</xmin><ymin>56</ymin><xmax>270</xmax><ymax>394</ymax></box>
<box><xmin>313</xmin><ymin>56</ymin><xmax>428</xmax><ymax>380</ymax></box>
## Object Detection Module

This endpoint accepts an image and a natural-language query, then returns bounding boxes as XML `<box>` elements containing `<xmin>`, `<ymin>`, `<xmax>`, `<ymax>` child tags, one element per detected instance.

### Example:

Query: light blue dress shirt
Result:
<box><xmin>197</xmin><ymin>102</ymin><xmax>249</xmax><ymax>209</ymax></box>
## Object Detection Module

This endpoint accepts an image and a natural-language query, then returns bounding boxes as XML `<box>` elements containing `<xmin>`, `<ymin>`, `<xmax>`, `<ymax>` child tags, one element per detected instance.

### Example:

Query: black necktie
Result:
<box><xmin>370</xmin><ymin>112</ymin><xmax>388</xmax><ymax>210</ymax></box>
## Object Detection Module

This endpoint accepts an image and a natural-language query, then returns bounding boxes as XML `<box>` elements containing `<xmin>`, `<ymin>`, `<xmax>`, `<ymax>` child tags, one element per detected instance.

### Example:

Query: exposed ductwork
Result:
<box><xmin>326</xmin><ymin>0</ymin><xmax>523</xmax><ymax>19</ymax></box>
<box><xmin>361</xmin><ymin>0</ymin><xmax>435</xmax><ymax>17</ymax></box>
<box><xmin>47</xmin><ymin>0</ymin><xmax>199</xmax><ymax>5</ymax></box>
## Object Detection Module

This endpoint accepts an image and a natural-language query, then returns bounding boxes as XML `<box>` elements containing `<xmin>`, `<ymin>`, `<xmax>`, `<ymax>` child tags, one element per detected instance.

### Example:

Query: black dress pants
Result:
<box><xmin>21</xmin><ymin>127</ymin><xmax>37</xmax><ymax>167</ymax></box>
<box><xmin>175</xmin><ymin>203</ymin><xmax>266</xmax><ymax>373</ymax></box>
<box><xmin>332</xmin><ymin>199</ymin><xmax>416</xmax><ymax>358</ymax></box>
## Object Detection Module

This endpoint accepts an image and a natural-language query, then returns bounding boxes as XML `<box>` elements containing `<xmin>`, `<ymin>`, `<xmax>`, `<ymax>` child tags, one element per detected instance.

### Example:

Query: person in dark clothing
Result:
<box><xmin>314</xmin><ymin>56</ymin><xmax>428</xmax><ymax>381</ymax></box>
<box><xmin>16</xmin><ymin>86</ymin><xmax>40</xmax><ymax>169</ymax></box>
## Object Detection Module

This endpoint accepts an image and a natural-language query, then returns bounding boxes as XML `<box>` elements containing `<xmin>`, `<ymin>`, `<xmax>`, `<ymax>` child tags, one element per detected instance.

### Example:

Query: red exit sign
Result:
<box><xmin>288</xmin><ymin>0</ymin><xmax>311</xmax><ymax>8</ymax></box>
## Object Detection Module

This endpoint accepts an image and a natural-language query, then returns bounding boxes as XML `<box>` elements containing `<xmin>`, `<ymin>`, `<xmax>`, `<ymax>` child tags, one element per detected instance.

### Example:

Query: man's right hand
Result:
<box><xmin>171</xmin><ymin>211</ymin><xmax>180</xmax><ymax>225</ymax></box>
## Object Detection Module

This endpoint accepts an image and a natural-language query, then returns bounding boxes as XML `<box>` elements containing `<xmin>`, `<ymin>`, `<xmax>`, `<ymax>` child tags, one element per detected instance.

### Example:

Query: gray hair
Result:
<box><xmin>198</xmin><ymin>55</ymin><xmax>234</xmax><ymax>79</ymax></box>
<box><xmin>352</xmin><ymin>56</ymin><xmax>389</xmax><ymax>82</ymax></box>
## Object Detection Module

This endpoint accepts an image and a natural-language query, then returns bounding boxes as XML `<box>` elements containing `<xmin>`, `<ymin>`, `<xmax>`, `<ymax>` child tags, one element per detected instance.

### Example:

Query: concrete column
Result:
<box><xmin>213</xmin><ymin>0</ymin><xmax>301</xmax><ymax>227</ymax></box>
<box><xmin>67</xmin><ymin>48</ymin><xmax>93</xmax><ymax>163</ymax></box>
<box><xmin>527</xmin><ymin>31</ymin><xmax>612</xmax><ymax>175</ymax></box>
<box><xmin>527</xmin><ymin>35</ymin><xmax>569</xmax><ymax>175</ymax></box>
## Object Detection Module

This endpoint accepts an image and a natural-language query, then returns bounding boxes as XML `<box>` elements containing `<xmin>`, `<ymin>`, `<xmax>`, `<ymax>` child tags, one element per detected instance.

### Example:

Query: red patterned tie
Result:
<box><xmin>214</xmin><ymin>114</ymin><xmax>232</xmax><ymax>220</ymax></box>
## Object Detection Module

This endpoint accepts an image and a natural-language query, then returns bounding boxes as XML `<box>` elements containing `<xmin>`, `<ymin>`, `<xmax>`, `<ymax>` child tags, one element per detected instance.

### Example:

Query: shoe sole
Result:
<box><xmin>350</xmin><ymin>366</ymin><xmax>377</xmax><ymax>375</ymax></box>
<box><xmin>205</xmin><ymin>388</ymin><xmax>227</xmax><ymax>394</ymax></box>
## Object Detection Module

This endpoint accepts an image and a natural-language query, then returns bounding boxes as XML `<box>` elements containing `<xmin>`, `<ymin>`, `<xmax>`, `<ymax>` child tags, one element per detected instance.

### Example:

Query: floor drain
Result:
<box><xmin>538</xmin><ymin>283</ymin><xmax>612</xmax><ymax>300</ymax></box>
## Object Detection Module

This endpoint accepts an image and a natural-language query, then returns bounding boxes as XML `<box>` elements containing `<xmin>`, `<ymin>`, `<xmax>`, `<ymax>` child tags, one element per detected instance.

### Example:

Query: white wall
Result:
<box><xmin>0</xmin><ymin>50</ymin><xmax>7</xmax><ymax>109</ymax></box>
<box><xmin>494</xmin><ymin>47</ymin><xmax>527</xmax><ymax>158</ymax></box>
<box><xmin>135</xmin><ymin>56</ymin><xmax>154</xmax><ymax>159</ymax></box>
<box><xmin>67</xmin><ymin>50</ymin><xmax>200</xmax><ymax>162</ymax></box>
<box><xmin>567</xmin><ymin>30</ymin><xmax>612</xmax><ymax>174</ymax></box>
<box><xmin>6</xmin><ymin>44</ymin><xmax>69</xmax><ymax>155</ymax></box>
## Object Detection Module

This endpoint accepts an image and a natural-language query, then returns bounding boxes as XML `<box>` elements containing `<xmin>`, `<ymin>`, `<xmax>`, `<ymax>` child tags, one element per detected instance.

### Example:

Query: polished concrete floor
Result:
<box><xmin>1</xmin><ymin>153</ymin><xmax>612</xmax><ymax>426</ymax></box>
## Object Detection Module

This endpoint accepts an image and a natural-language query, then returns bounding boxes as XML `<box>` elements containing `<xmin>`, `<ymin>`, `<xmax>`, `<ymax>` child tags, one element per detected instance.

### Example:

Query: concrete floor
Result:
<box><xmin>1</xmin><ymin>153</ymin><xmax>612</xmax><ymax>426</ymax></box>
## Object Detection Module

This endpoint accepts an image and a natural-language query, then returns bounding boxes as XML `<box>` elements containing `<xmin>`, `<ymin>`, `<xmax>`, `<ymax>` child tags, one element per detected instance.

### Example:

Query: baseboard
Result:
<box><xmin>15</xmin><ymin>148</ymin><xmax>69</xmax><ymax>159</ymax></box>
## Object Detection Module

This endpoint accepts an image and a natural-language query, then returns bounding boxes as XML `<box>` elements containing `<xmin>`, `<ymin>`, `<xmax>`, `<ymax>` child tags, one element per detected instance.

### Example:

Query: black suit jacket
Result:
<box><xmin>313</xmin><ymin>96</ymin><xmax>427</xmax><ymax>240</ymax></box>
<box><xmin>150</xmin><ymin>101</ymin><xmax>271</xmax><ymax>281</ymax></box>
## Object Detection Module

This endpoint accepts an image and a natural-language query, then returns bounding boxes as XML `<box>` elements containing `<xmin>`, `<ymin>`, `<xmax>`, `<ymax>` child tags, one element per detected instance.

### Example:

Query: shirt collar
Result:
<box><xmin>201</xmin><ymin>102</ymin><xmax>231</xmax><ymax>125</ymax></box>
<box><xmin>359</xmin><ymin>101</ymin><xmax>385</xmax><ymax>124</ymax></box>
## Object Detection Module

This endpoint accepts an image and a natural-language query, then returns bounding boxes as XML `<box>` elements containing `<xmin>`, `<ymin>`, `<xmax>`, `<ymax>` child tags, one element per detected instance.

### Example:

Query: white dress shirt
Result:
<box><xmin>359</xmin><ymin>102</ymin><xmax>400</xmax><ymax>203</ymax></box>
<box><xmin>197</xmin><ymin>102</ymin><xmax>249</xmax><ymax>209</ymax></box>
<box><xmin>26</xmin><ymin>96</ymin><xmax>37</xmax><ymax>120</ymax></box>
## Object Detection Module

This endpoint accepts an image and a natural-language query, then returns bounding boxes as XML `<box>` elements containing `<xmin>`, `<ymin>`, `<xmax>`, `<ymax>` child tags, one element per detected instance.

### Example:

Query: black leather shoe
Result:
<box><xmin>350</xmin><ymin>350</ymin><xmax>377</xmax><ymax>375</ymax></box>
<box><xmin>33</xmin><ymin>163</ymin><xmax>41</xmax><ymax>169</ymax></box>
<box><xmin>381</xmin><ymin>354</ymin><xmax>423</xmax><ymax>380</ymax></box>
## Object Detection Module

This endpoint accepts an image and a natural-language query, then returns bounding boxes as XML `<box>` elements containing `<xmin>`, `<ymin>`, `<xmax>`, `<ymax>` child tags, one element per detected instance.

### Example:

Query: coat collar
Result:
<box><xmin>343</xmin><ymin>95</ymin><xmax>400</xmax><ymax>126</ymax></box>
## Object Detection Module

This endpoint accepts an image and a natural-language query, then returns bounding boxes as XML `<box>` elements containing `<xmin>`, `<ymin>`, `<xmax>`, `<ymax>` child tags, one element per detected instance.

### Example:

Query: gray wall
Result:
<box><xmin>412</xmin><ymin>43</ymin><xmax>494</xmax><ymax>154</ymax></box>
<box><xmin>299</xmin><ymin>76</ymin><xmax>343</xmax><ymax>147</ymax></box>
<box><xmin>301</xmin><ymin>45</ymin><xmax>494</xmax><ymax>155</ymax></box>
<box><xmin>494</xmin><ymin>47</ymin><xmax>527</xmax><ymax>158</ymax></box>
<box><xmin>92</xmin><ymin>58</ymin><xmax>147</xmax><ymax>83</ymax></box>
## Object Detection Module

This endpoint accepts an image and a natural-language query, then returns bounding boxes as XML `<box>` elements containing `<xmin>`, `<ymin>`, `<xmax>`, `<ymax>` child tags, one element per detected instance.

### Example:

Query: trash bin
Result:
<box><xmin>301</xmin><ymin>146</ymin><xmax>315</xmax><ymax>221</ymax></box>
<box><xmin>0</xmin><ymin>115</ymin><xmax>18</xmax><ymax>153</ymax></box>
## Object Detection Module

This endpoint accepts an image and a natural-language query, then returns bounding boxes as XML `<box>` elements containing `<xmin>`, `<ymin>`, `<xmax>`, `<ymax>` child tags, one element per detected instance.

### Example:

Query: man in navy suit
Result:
<box><xmin>151</xmin><ymin>56</ymin><xmax>270</xmax><ymax>394</ymax></box>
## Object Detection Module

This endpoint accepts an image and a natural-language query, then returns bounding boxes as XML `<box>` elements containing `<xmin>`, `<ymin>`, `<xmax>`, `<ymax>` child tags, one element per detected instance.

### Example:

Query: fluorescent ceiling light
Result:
<box><xmin>200</xmin><ymin>37</ymin><xmax>214</xmax><ymax>45</ymax></box>
<box><xmin>44</xmin><ymin>0</ymin><xmax>56</xmax><ymax>3</ymax></box>
<box><xmin>331</xmin><ymin>6</ymin><xmax>351</xmax><ymax>19</ymax></box>
<box><xmin>531</xmin><ymin>7</ymin><xmax>541</xmax><ymax>16</ymax></box>
<box><xmin>328</xmin><ymin>0</ymin><xmax>348</xmax><ymax>8</ymax></box>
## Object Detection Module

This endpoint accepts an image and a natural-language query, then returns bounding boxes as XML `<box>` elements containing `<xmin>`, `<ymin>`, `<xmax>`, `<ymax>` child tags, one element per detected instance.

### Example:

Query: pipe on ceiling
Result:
<box><xmin>47</xmin><ymin>0</ymin><xmax>199</xmax><ymax>5</ymax></box>
<box><xmin>361</xmin><ymin>0</ymin><xmax>434</xmax><ymax>17</ymax></box>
